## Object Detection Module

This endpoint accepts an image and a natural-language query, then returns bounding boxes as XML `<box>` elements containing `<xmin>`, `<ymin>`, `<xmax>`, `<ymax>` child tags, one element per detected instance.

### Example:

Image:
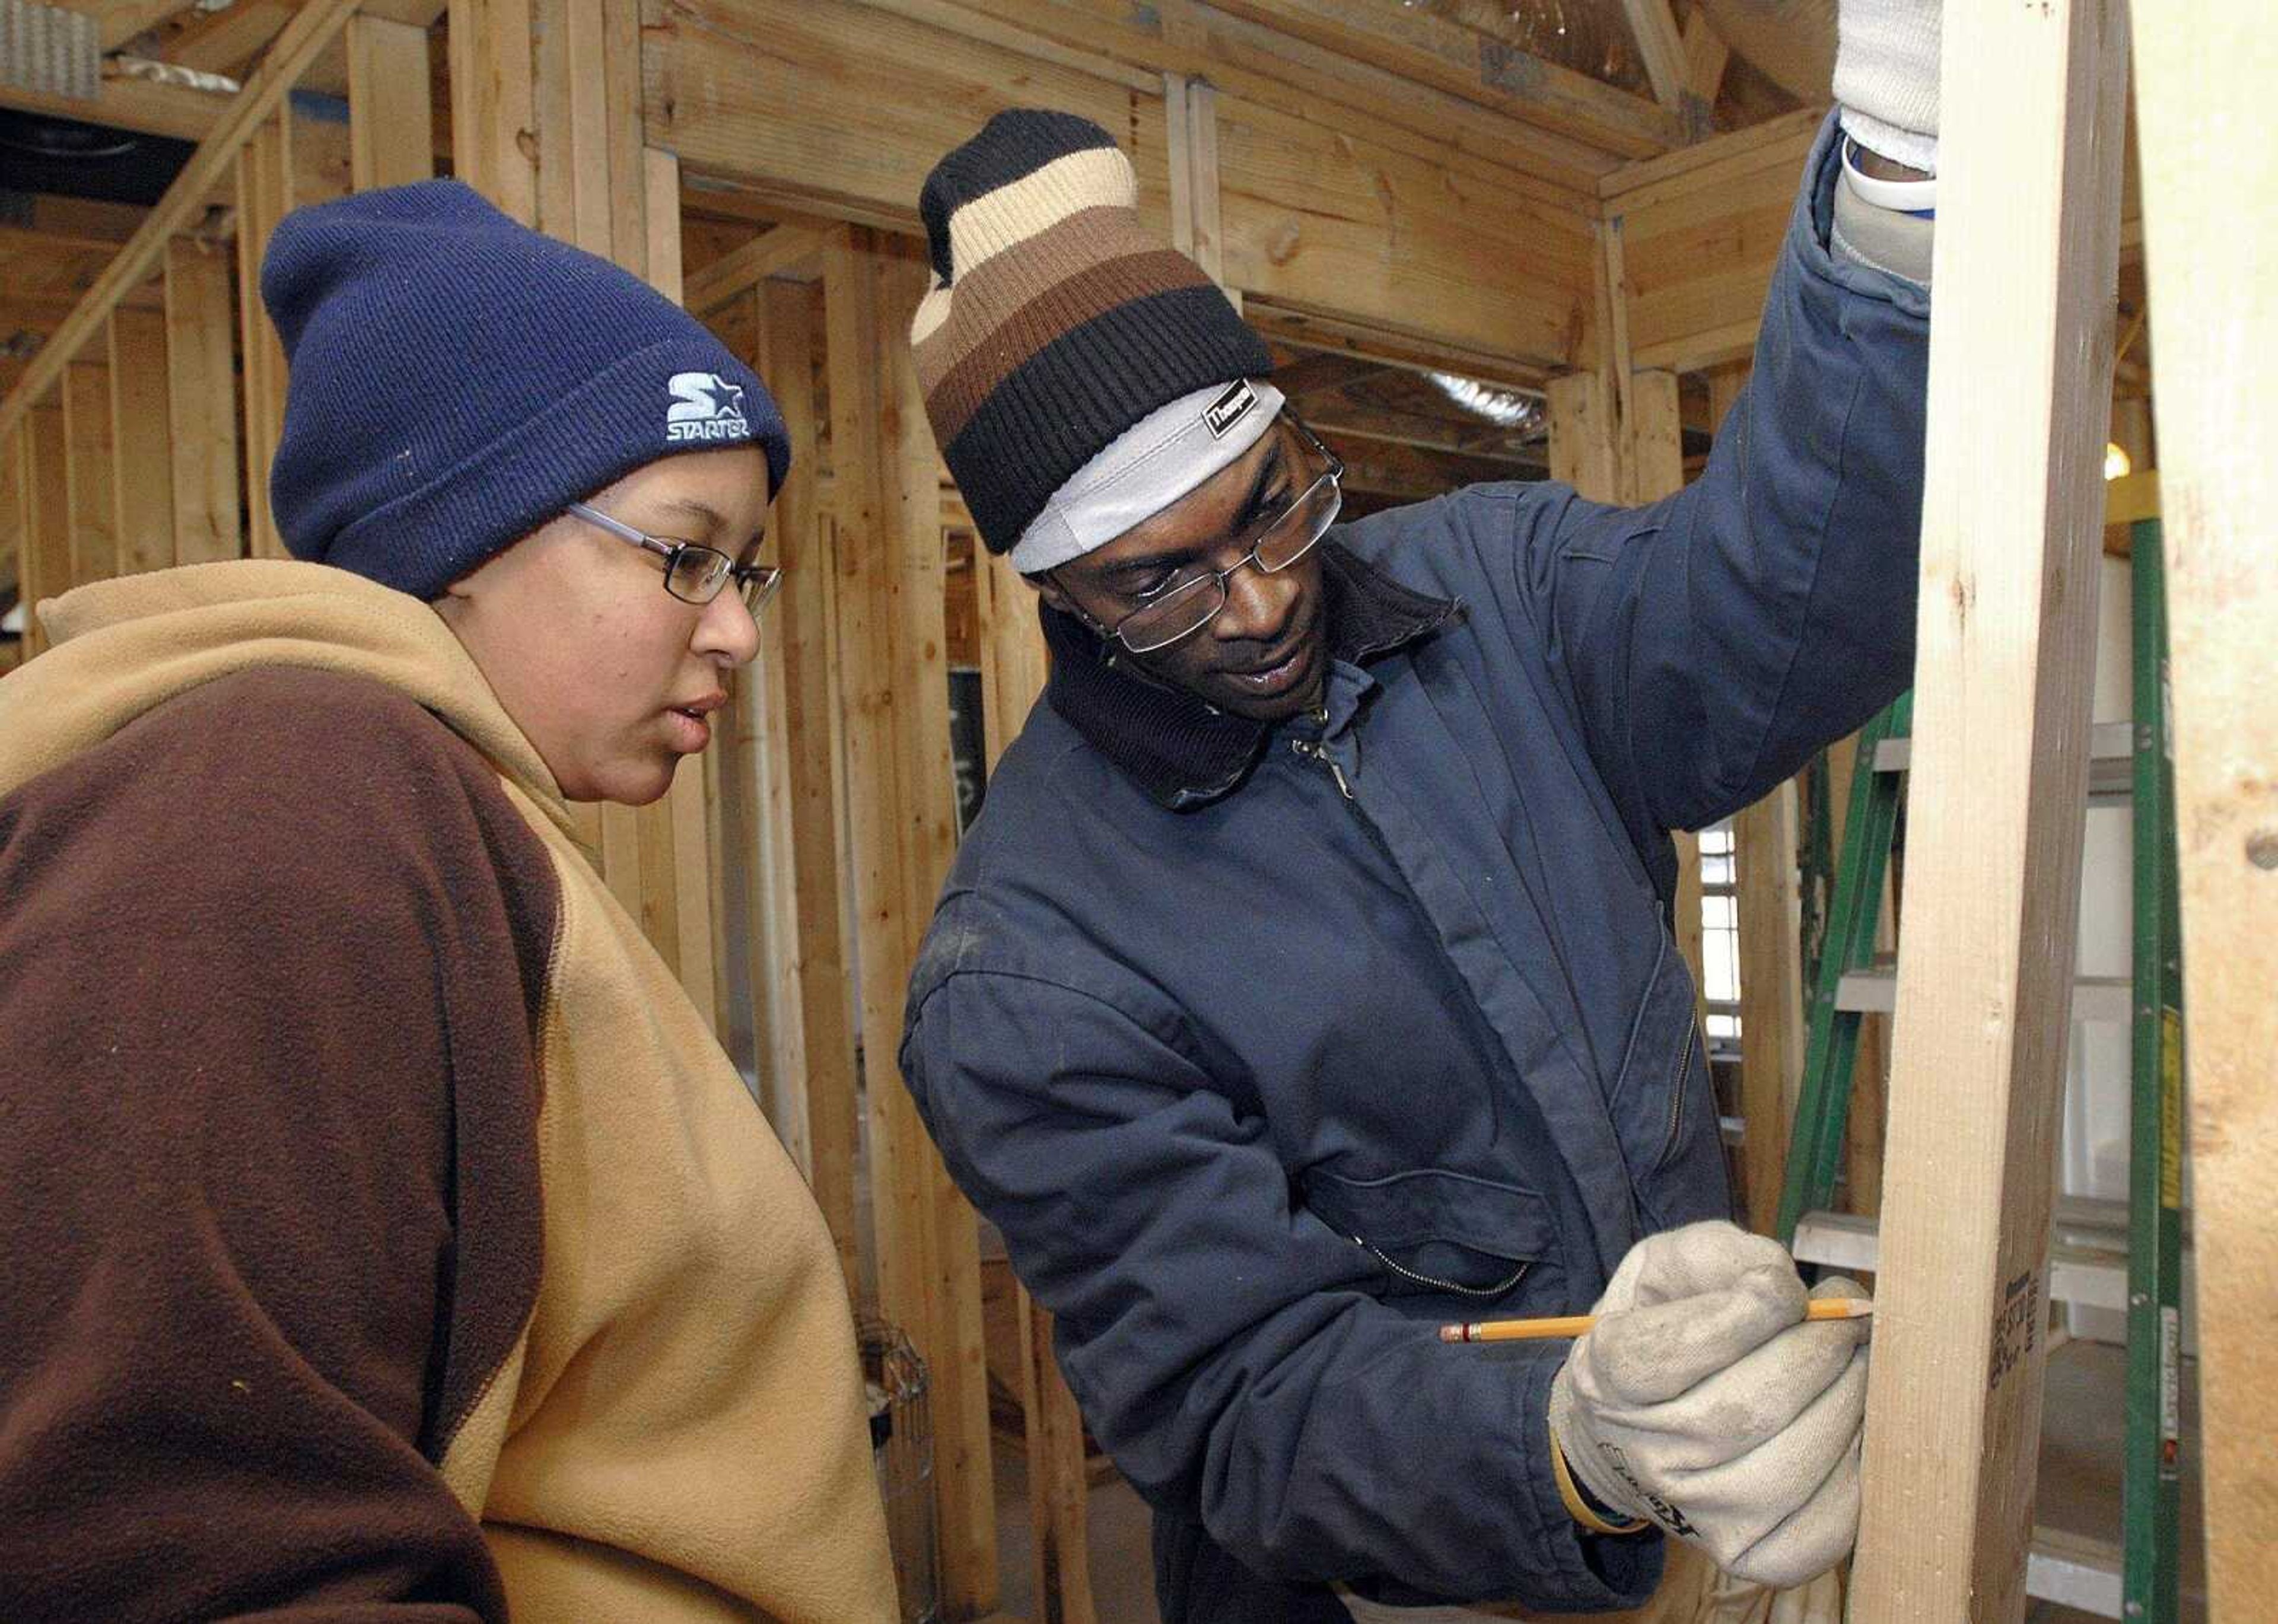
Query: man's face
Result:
<box><xmin>434</xmin><ymin>445</ymin><xmax>772</xmax><ymax>805</ymax></box>
<box><xmin>1036</xmin><ymin>419</ymin><xmax>1334</xmax><ymax>724</ymax></box>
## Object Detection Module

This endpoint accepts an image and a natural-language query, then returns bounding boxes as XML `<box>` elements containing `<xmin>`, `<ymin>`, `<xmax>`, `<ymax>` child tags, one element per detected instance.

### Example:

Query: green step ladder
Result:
<box><xmin>1772</xmin><ymin>517</ymin><xmax>2187</xmax><ymax>1623</ymax></box>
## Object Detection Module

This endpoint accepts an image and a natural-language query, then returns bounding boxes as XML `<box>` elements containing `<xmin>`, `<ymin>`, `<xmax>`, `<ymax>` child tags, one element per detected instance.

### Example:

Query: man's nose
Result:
<box><xmin>1211</xmin><ymin>554</ymin><xmax>1297</xmax><ymax>645</ymax></box>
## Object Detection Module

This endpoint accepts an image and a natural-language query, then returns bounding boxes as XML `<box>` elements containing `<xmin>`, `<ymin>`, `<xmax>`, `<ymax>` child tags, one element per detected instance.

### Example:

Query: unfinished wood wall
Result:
<box><xmin>12</xmin><ymin>4</ymin><xmax>2104</xmax><ymax>1618</ymax></box>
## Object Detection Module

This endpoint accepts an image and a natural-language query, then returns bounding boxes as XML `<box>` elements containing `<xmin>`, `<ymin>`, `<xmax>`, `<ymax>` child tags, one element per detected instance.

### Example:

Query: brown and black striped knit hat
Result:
<box><xmin>911</xmin><ymin>109</ymin><xmax>1272</xmax><ymax>560</ymax></box>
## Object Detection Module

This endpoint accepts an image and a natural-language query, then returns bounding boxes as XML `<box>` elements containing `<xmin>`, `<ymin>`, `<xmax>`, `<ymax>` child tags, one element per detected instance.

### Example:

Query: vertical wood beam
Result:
<box><xmin>1849</xmin><ymin>2</ymin><xmax>2130</xmax><ymax>1616</ymax></box>
<box><xmin>1016</xmin><ymin>1284</ymin><xmax>1098</xmax><ymax>1624</ymax></box>
<box><xmin>164</xmin><ymin>237</ymin><xmax>241</xmax><ymax>565</ymax></box>
<box><xmin>824</xmin><ymin>225</ymin><xmax>995</xmax><ymax>1616</ymax></box>
<box><xmin>234</xmin><ymin>112</ymin><xmax>294</xmax><ymax>560</ymax></box>
<box><xmin>762</xmin><ymin>279</ymin><xmax>862</xmax><ymax>1289</ymax></box>
<box><xmin>2132</xmin><ymin>2</ymin><xmax>2278</xmax><ymax>1609</ymax></box>
<box><xmin>447</xmin><ymin>0</ymin><xmax>537</xmax><ymax>224</ymax></box>
<box><xmin>1620</xmin><ymin>367</ymin><xmax>1710</xmax><ymax>1027</ymax></box>
<box><xmin>1734</xmin><ymin>777</ymin><xmax>1802</xmax><ymax>1235</ymax></box>
<box><xmin>968</xmin><ymin>477</ymin><xmax>1092</xmax><ymax>1624</ymax></box>
<box><xmin>348</xmin><ymin>15</ymin><xmax>436</xmax><ymax>192</ymax></box>
<box><xmin>1710</xmin><ymin>361</ymin><xmax>1805</xmax><ymax>1237</ymax></box>
<box><xmin>107</xmin><ymin>306</ymin><xmax>174</xmax><ymax>578</ymax></box>
<box><xmin>19</xmin><ymin>403</ymin><xmax>69</xmax><ymax>657</ymax></box>
<box><xmin>643</xmin><ymin>147</ymin><xmax>718</xmax><ymax>1031</ymax></box>
<box><xmin>1545</xmin><ymin>372</ymin><xmax>1618</xmax><ymax>505</ymax></box>
<box><xmin>61</xmin><ymin>358</ymin><xmax>118</xmax><ymax>590</ymax></box>
<box><xmin>1165</xmin><ymin>72</ymin><xmax>1237</xmax><ymax>313</ymax></box>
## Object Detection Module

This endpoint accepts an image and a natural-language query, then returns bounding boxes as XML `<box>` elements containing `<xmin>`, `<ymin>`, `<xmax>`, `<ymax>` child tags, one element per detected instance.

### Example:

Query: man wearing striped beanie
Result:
<box><xmin>901</xmin><ymin>25</ymin><xmax>1939</xmax><ymax>1617</ymax></box>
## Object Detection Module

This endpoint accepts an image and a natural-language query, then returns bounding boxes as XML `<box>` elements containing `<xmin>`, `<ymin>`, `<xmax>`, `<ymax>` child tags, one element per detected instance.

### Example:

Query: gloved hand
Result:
<box><xmin>1546</xmin><ymin>1221</ymin><xmax>1870</xmax><ymax>1588</ymax></box>
<box><xmin>1834</xmin><ymin>0</ymin><xmax>1940</xmax><ymax>174</ymax></box>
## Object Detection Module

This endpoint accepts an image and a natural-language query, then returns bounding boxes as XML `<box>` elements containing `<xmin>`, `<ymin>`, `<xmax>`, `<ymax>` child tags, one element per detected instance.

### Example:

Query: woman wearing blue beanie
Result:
<box><xmin>0</xmin><ymin>181</ymin><xmax>897</xmax><ymax>1622</ymax></box>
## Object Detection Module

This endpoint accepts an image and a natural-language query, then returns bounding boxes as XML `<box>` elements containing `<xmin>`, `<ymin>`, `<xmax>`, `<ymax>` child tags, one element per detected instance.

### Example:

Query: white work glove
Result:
<box><xmin>1546</xmin><ymin>1221</ymin><xmax>1870</xmax><ymax>1588</ymax></box>
<box><xmin>1834</xmin><ymin>0</ymin><xmax>1940</xmax><ymax>174</ymax></box>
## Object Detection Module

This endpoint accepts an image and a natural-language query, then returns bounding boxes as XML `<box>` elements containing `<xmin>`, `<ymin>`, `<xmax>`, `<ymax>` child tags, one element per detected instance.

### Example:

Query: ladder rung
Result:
<box><xmin>1873</xmin><ymin>718</ymin><xmax>2136</xmax><ymax>777</ymax></box>
<box><xmin>1790</xmin><ymin>1211</ymin><xmax>2131</xmax><ymax>1312</ymax></box>
<box><xmin>2026</xmin><ymin>1526</ymin><xmax>2124</xmax><ymax>1617</ymax></box>
<box><xmin>1833</xmin><ymin>968</ymin><xmax>2133</xmax><ymax>1023</ymax></box>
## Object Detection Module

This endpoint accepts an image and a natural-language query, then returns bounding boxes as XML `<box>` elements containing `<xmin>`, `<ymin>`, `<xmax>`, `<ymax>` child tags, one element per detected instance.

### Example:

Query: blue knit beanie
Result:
<box><xmin>261</xmin><ymin>180</ymin><xmax>789</xmax><ymax>600</ymax></box>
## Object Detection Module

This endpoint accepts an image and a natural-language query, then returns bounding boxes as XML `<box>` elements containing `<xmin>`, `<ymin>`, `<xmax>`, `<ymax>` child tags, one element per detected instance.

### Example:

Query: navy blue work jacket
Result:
<box><xmin>901</xmin><ymin>117</ymin><xmax>1929</xmax><ymax>1620</ymax></box>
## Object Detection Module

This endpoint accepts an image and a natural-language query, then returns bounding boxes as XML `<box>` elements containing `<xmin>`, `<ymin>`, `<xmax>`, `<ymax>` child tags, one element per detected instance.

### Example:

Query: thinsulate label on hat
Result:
<box><xmin>1202</xmin><ymin>380</ymin><xmax>1258</xmax><ymax>440</ymax></box>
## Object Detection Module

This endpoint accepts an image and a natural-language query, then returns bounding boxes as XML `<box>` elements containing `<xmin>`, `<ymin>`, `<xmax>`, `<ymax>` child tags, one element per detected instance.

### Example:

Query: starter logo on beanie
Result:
<box><xmin>665</xmin><ymin>372</ymin><xmax>752</xmax><ymax>444</ymax></box>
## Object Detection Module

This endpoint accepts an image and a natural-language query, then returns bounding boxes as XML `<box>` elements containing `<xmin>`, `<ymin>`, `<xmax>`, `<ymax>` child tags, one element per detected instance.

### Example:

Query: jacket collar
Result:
<box><xmin>1041</xmin><ymin>539</ymin><xmax>1458</xmax><ymax>810</ymax></box>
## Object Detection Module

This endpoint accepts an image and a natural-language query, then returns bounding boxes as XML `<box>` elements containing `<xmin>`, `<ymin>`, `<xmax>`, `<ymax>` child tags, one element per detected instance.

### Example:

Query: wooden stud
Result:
<box><xmin>0</xmin><ymin>0</ymin><xmax>361</xmax><ymax>444</ymax></box>
<box><xmin>235</xmin><ymin>112</ymin><xmax>294</xmax><ymax>561</ymax></box>
<box><xmin>761</xmin><ymin>278</ymin><xmax>863</xmax><ymax>1288</ymax></box>
<box><xmin>1680</xmin><ymin>5</ymin><xmax>1731</xmax><ymax>121</ymax></box>
<box><xmin>824</xmin><ymin>225</ymin><xmax>995</xmax><ymax>1616</ymax></box>
<box><xmin>447</xmin><ymin>0</ymin><xmax>539</xmax><ymax>224</ymax></box>
<box><xmin>2132</xmin><ymin>2</ymin><xmax>2278</xmax><ymax>1609</ymax></box>
<box><xmin>164</xmin><ymin>236</ymin><xmax>241</xmax><ymax>566</ymax></box>
<box><xmin>642</xmin><ymin>147</ymin><xmax>720</xmax><ymax>1030</ymax></box>
<box><xmin>1545</xmin><ymin>372</ymin><xmax>1618</xmax><ymax>504</ymax></box>
<box><xmin>61</xmin><ymin>358</ymin><xmax>118</xmax><ymax>591</ymax></box>
<box><xmin>1706</xmin><ymin>359</ymin><xmax>1805</xmax><ymax>1237</ymax></box>
<box><xmin>1848</xmin><ymin>2</ymin><xmax>2130</xmax><ymax>1616</ymax></box>
<box><xmin>1016</xmin><ymin>1286</ymin><xmax>1098</xmax><ymax>1624</ymax></box>
<box><xmin>18</xmin><ymin>403</ymin><xmax>71</xmax><ymax>657</ymax></box>
<box><xmin>348</xmin><ymin>15</ymin><xmax>437</xmax><ymax>192</ymax></box>
<box><xmin>1734</xmin><ymin>777</ymin><xmax>1802</xmax><ymax>1236</ymax></box>
<box><xmin>1620</xmin><ymin>0</ymin><xmax>1689</xmax><ymax>115</ymax></box>
<box><xmin>1164</xmin><ymin>73</ymin><xmax>1195</xmax><ymax>260</ymax></box>
<box><xmin>106</xmin><ymin>305</ymin><xmax>174</xmax><ymax>578</ymax></box>
<box><xmin>968</xmin><ymin>464</ymin><xmax>1092</xmax><ymax>1624</ymax></box>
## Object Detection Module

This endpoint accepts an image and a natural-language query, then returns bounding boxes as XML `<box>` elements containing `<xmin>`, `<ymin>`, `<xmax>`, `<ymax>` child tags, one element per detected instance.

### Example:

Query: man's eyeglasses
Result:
<box><xmin>1070</xmin><ymin>416</ymin><xmax>1344</xmax><ymax>655</ymax></box>
<box><xmin>567</xmin><ymin>501</ymin><xmax>784</xmax><ymax>614</ymax></box>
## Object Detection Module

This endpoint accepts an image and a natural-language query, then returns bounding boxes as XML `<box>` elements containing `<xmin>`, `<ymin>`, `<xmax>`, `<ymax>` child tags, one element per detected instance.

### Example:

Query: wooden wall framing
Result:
<box><xmin>2132</xmin><ymin>2</ymin><xmax>2278</xmax><ymax>1610</ymax></box>
<box><xmin>1850</xmin><ymin>2</ymin><xmax>2130</xmax><ymax>1615</ymax></box>
<box><xmin>3</xmin><ymin>2</ymin><xmax>2239</xmax><ymax>1618</ymax></box>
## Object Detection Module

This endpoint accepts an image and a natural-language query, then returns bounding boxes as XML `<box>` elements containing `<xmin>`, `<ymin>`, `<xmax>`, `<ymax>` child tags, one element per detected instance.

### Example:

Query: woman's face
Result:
<box><xmin>435</xmin><ymin>445</ymin><xmax>772</xmax><ymax>805</ymax></box>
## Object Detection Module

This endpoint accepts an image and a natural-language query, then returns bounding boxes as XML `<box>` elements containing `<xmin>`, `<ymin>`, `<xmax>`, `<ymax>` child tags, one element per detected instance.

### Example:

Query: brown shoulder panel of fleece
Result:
<box><xmin>0</xmin><ymin>667</ymin><xmax>558</xmax><ymax>1624</ymax></box>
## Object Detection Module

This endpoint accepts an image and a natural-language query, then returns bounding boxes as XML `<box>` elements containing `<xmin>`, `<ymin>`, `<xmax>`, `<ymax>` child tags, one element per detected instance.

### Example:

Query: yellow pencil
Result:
<box><xmin>1438</xmin><ymin>1298</ymin><xmax>1875</xmax><ymax>1343</ymax></box>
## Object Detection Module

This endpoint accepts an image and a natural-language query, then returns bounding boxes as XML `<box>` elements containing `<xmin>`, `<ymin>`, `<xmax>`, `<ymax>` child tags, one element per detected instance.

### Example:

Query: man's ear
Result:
<box><xmin>1030</xmin><ymin>568</ymin><xmax>1076</xmax><ymax>617</ymax></box>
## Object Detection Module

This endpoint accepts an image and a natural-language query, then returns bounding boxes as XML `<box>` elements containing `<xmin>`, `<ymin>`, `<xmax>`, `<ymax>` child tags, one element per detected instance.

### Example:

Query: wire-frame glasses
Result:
<box><xmin>567</xmin><ymin>500</ymin><xmax>784</xmax><ymax>614</ymax></box>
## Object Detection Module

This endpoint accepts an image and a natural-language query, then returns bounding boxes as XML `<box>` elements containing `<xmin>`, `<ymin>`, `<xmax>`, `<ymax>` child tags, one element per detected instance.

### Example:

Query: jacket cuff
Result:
<box><xmin>1795</xmin><ymin>109</ymin><xmax>1933</xmax><ymax>323</ymax></box>
<box><xmin>1513</xmin><ymin>1345</ymin><xmax>1664</xmax><ymax>1609</ymax></box>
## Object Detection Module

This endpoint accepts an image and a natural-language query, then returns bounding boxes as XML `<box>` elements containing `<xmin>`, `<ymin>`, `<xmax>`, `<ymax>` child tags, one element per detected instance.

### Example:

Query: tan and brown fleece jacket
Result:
<box><xmin>0</xmin><ymin>561</ymin><xmax>896</xmax><ymax>1623</ymax></box>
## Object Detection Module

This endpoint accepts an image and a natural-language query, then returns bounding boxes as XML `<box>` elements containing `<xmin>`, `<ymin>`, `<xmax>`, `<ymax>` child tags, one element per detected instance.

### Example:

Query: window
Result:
<box><xmin>1698</xmin><ymin>820</ymin><xmax>1742</xmax><ymax>1052</ymax></box>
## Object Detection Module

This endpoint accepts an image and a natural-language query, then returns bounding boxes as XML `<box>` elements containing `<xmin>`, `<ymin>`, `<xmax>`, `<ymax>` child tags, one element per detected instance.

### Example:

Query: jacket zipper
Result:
<box><xmin>1650</xmin><ymin>1017</ymin><xmax>1698</xmax><ymax>1174</ymax></box>
<box><xmin>1350</xmin><ymin>1233</ymin><xmax>1532</xmax><ymax>1298</ymax></box>
<box><xmin>1289</xmin><ymin>736</ymin><xmax>1353</xmax><ymax>800</ymax></box>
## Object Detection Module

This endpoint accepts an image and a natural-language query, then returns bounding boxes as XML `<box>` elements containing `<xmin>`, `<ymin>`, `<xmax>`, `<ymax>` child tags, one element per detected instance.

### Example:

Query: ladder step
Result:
<box><xmin>1833</xmin><ymin>967</ymin><xmax>2133</xmax><ymax>1022</ymax></box>
<box><xmin>1873</xmin><ymin>718</ymin><xmax>2135</xmax><ymax>775</ymax></box>
<box><xmin>2026</xmin><ymin>1526</ymin><xmax>2124</xmax><ymax>1617</ymax></box>
<box><xmin>1790</xmin><ymin>1211</ymin><xmax>2131</xmax><ymax>1312</ymax></box>
<box><xmin>1875</xmin><ymin>721</ymin><xmax>2134</xmax><ymax>805</ymax></box>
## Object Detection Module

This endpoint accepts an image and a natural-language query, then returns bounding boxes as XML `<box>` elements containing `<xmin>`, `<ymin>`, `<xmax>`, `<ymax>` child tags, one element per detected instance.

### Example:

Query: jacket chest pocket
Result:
<box><xmin>1299</xmin><ymin>1166</ymin><xmax>1555</xmax><ymax>1304</ymax></box>
<box><xmin>1608</xmin><ymin>934</ymin><xmax>1728</xmax><ymax>1230</ymax></box>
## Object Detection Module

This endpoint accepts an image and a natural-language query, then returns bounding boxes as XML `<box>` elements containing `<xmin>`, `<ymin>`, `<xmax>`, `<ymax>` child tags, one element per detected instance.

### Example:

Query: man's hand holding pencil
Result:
<box><xmin>1539</xmin><ymin>1221</ymin><xmax>1872</xmax><ymax>1587</ymax></box>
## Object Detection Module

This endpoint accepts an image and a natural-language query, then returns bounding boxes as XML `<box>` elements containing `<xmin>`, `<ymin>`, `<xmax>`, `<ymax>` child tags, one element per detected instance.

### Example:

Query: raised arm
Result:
<box><xmin>1531</xmin><ymin>116</ymin><xmax>1932</xmax><ymax>845</ymax></box>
